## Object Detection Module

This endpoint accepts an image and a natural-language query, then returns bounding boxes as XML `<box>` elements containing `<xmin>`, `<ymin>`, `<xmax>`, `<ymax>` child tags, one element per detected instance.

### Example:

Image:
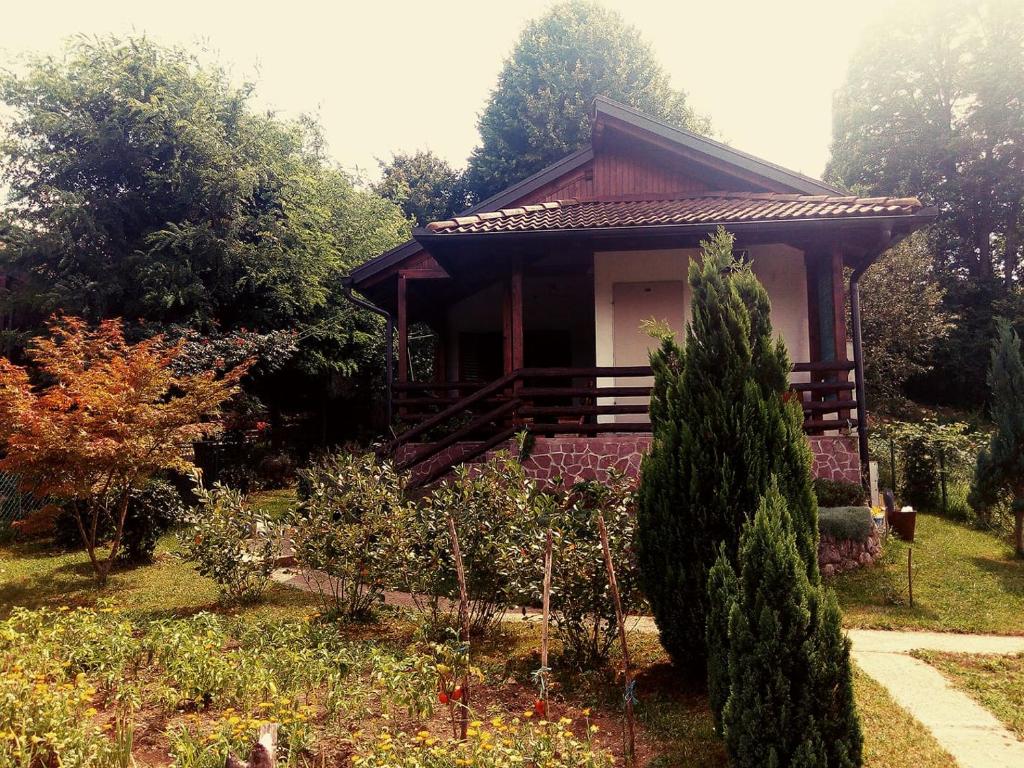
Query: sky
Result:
<box><xmin>0</xmin><ymin>0</ymin><xmax>896</xmax><ymax>183</ymax></box>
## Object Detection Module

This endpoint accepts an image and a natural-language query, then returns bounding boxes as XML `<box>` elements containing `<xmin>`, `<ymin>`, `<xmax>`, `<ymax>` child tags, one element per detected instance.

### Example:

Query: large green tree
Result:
<box><xmin>374</xmin><ymin>150</ymin><xmax>465</xmax><ymax>226</ymax></box>
<box><xmin>463</xmin><ymin>0</ymin><xmax>710</xmax><ymax>202</ymax></box>
<box><xmin>859</xmin><ymin>233</ymin><xmax>952</xmax><ymax>404</ymax></box>
<box><xmin>0</xmin><ymin>36</ymin><xmax>409</xmax><ymax>380</ymax></box>
<box><xmin>636</xmin><ymin>228</ymin><xmax>818</xmax><ymax>674</ymax></box>
<box><xmin>828</xmin><ymin>0</ymin><xmax>1024</xmax><ymax>284</ymax></box>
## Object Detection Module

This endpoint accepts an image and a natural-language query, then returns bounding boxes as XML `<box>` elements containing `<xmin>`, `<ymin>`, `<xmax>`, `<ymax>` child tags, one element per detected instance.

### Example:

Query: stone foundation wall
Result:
<box><xmin>818</xmin><ymin>525</ymin><xmax>882</xmax><ymax>577</ymax></box>
<box><xmin>808</xmin><ymin>435</ymin><xmax>861</xmax><ymax>484</ymax></box>
<box><xmin>401</xmin><ymin>433</ymin><xmax>861</xmax><ymax>488</ymax></box>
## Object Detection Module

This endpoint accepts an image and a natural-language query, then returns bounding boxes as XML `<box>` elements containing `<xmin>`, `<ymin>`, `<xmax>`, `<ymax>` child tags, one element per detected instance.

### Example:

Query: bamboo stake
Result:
<box><xmin>597</xmin><ymin>513</ymin><xmax>635</xmax><ymax>764</ymax></box>
<box><xmin>540</xmin><ymin>528</ymin><xmax>554</xmax><ymax>717</ymax></box>
<box><xmin>907</xmin><ymin>547</ymin><xmax>914</xmax><ymax>608</ymax></box>
<box><xmin>447</xmin><ymin>516</ymin><xmax>471</xmax><ymax>741</ymax></box>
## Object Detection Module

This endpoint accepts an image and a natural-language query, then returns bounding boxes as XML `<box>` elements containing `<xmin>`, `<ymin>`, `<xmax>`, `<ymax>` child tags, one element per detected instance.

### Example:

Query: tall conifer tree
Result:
<box><xmin>637</xmin><ymin>227</ymin><xmax>820</xmax><ymax>671</ymax></box>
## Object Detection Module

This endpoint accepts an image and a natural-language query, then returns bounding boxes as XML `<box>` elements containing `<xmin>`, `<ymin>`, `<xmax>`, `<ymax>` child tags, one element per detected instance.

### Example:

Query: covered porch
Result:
<box><xmin>350</xmin><ymin>193</ymin><xmax>935</xmax><ymax>487</ymax></box>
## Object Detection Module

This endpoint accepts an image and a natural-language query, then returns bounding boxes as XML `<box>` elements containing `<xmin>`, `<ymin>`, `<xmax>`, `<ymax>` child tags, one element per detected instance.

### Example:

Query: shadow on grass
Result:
<box><xmin>969</xmin><ymin>553</ymin><xmax>1024</xmax><ymax>593</ymax></box>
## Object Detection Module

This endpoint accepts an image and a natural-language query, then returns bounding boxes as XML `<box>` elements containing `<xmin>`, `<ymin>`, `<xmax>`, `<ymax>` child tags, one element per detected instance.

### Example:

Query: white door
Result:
<box><xmin>610</xmin><ymin>281</ymin><xmax>686</xmax><ymax>423</ymax></box>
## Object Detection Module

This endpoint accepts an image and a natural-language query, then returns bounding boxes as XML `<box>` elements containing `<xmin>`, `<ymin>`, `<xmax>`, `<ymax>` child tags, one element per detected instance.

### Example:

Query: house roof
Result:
<box><xmin>348</xmin><ymin>97</ymin><xmax>846</xmax><ymax>289</ymax></box>
<box><xmin>422</xmin><ymin>193</ymin><xmax>927</xmax><ymax>236</ymax></box>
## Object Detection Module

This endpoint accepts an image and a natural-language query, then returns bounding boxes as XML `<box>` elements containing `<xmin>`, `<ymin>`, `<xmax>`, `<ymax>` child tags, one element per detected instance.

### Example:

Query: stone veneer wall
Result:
<box><xmin>399</xmin><ymin>434</ymin><xmax>861</xmax><ymax>488</ymax></box>
<box><xmin>818</xmin><ymin>525</ymin><xmax>882</xmax><ymax>577</ymax></box>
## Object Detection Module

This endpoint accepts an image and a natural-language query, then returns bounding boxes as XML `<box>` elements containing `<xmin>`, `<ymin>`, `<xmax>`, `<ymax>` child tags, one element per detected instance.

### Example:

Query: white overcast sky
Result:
<box><xmin>0</xmin><ymin>0</ymin><xmax>895</xmax><ymax>183</ymax></box>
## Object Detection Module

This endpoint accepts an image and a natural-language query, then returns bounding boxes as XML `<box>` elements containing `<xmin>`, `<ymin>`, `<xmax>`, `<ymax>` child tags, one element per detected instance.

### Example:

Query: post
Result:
<box><xmin>850</xmin><ymin>266</ymin><xmax>870</xmax><ymax>479</ymax></box>
<box><xmin>511</xmin><ymin>266</ymin><xmax>524</xmax><ymax>372</ymax></box>
<box><xmin>597</xmin><ymin>514</ymin><xmax>635</xmax><ymax>764</ymax></box>
<box><xmin>539</xmin><ymin>529</ymin><xmax>553</xmax><ymax>718</ymax></box>
<box><xmin>397</xmin><ymin>274</ymin><xmax>409</xmax><ymax>384</ymax></box>
<box><xmin>907</xmin><ymin>548</ymin><xmax>914</xmax><ymax>608</ymax></box>
<box><xmin>447</xmin><ymin>516</ymin><xmax>471</xmax><ymax>741</ymax></box>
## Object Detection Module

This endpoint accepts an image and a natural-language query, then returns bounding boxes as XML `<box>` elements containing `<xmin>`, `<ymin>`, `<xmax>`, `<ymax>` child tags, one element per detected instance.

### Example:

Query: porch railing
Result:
<box><xmin>388</xmin><ymin>361</ymin><xmax>859</xmax><ymax>486</ymax></box>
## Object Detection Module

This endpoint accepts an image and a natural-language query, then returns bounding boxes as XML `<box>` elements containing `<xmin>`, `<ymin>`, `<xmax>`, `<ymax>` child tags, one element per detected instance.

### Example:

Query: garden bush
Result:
<box><xmin>540</xmin><ymin>473</ymin><xmax>642</xmax><ymax>669</ymax></box>
<box><xmin>53</xmin><ymin>477</ymin><xmax>185</xmax><ymax>563</ymax></box>
<box><xmin>814</xmin><ymin>478</ymin><xmax>866</xmax><ymax>508</ymax></box>
<box><xmin>403</xmin><ymin>453</ymin><xmax>542</xmax><ymax>637</ymax></box>
<box><xmin>289</xmin><ymin>452</ymin><xmax>412</xmax><ymax>620</ymax></box>
<box><xmin>818</xmin><ymin>506</ymin><xmax>875</xmax><ymax>543</ymax></box>
<box><xmin>181</xmin><ymin>481</ymin><xmax>281</xmax><ymax>604</ymax></box>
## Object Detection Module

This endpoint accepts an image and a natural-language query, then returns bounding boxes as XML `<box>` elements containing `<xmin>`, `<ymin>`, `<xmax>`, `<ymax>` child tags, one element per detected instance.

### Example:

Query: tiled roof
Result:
<box><xmin>424</xmin><ymin>193</ymin><xmax>925</xmax><ymax>235</ymax></box>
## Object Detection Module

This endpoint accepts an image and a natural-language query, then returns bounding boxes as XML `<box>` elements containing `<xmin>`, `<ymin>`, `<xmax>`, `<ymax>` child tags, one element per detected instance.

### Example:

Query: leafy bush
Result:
<box><xmin>814</xmin><ymin>478</ymin><xmax>866</xmax><ymax>508</ymax></box>
<box><xmin>818</xmin><ymin>507</ymin><xmax>875</xmax><ymax>543</ymax></box>
<box><xmin>53</xmin><ymin>478</ymin><xmax>185</xmax><ymax>563</ymax></box>
<box><xmin>403</xmin><ymin>453</ymin><xmax>542</xmax><ymax>637</ymax></box>
<box><xmin>181</xmin><ymin>481</ymin><xmax>280</xmax><ymax>604</ymax></box>
<box><xmin>289</xmin><ymin>452</ymin><xmax>412</xmax><ymax>620</ymax></box>
<box><xmin>351</xmin><ymin>717</ymin><xmax>613</xmax><ymax>767</ymax></box>
<box><xmin>540</xmin><ymin>473</ymin><xmax>642</xmax><ymax>669</ymax></box>
<box><xmin>872</xmin><ymin>419</ymin><xmax>986</xmax><ymax>513</ymax></box>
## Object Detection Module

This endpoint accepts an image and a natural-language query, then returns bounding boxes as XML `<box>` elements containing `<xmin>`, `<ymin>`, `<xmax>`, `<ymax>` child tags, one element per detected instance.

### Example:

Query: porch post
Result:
<box><xmin>432</xmin><ymin>322</ymin><xmax>447</xmax><ymax>384</ymax></box>
<box><xmin>830</xmin><ymin>247</ymin><xmax>852</xmax><ymax>423</ymax></box>
<box><xmin>397</xmin><ymin>274</ymin><xmax>408</xmax><ymax>383</ymax></box>
<box><xmin>502</xmin><ymin>264</ymin><xmax>524</xmax><ymax>375</ymax></box>
<box><xmin>511</xmin><ymin>266</ymin><xmax>524</xmax><ymax>371</ymax></box>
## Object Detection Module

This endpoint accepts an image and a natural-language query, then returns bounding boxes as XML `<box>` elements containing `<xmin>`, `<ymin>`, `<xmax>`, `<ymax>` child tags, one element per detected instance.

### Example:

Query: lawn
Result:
<box><xmin>832</xmin><ymin>512</ymin><xmax>1024</xmax><ymax>634</ymax></box>
<box><xmin>0</xmin><ymin>531</ymin><xmax>953</xmax><ymax>767</ymax></box>
<box><xmin>913</xmin><ymin>650</ymin><xmax>1024</xmax><ymax>740</ymax></box>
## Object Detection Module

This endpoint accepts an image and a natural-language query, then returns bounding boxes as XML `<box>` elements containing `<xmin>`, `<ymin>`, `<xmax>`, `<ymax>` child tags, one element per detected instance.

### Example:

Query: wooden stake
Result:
<box><xmin>907</xmin><ymin>547</ymin><xmax>914</xmax><ymax>608</ymax></box>
<box><xmin>540</xmin><ymin>528</ymin><xmax>554</xmax><ymax>716</ymax></box>
<box><xmin>597</xmin><ymin>514</ymin><xmax>636</xmax><ymax>764</ymax></box>
<box><xmin>447</xmin><ymin>516</ymin><xmax>471</xmax><ymax>741</ymax></box>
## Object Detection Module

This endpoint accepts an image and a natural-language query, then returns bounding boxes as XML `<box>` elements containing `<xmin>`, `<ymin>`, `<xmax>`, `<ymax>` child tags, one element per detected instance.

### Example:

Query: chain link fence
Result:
<box><xmin>0</xmin><ymin>472</ymin><xmax>51</xmax><ymax>529</ymax></box>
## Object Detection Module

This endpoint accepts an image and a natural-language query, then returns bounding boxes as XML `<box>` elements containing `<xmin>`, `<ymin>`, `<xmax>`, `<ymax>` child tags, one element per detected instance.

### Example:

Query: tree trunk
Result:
<box><xmin>1004</xmin><ymin>202</ymin><xmax>1021</xmax><ymax>288</ymax></box>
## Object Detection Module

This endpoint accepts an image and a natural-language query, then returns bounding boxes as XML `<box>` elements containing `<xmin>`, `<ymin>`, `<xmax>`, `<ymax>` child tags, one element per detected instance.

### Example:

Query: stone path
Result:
<box><xmin>850</xmin><ymin>629</ymin><xmax>1024</xmax><ymax>768</ymax></box>
<box><xmin>273</xmin><ymin>568</ymin><xmax>1024</xmax><ymax>766</ymax></box>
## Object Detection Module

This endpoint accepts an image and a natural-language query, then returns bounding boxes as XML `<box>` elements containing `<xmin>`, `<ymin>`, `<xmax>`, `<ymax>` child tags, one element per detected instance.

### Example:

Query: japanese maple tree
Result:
<box><xmin>0</xmin><ymin>316</ymin><xmax>248</xmax><ymax>584</ymax></box>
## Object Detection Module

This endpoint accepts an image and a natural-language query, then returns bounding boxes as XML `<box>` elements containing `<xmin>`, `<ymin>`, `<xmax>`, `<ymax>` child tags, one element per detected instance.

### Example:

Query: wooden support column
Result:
<box><xmin>502</xmin><ymin>282</ymin><xmax>513</xmax><ymax>376</ymax></box>
<box><xmin>397</xmin><ymin>274</ymin><xmax>409</xmax><ymax>384</ymax></box>
<box><xmin>432</xmin><ymin>322</ymin><xmax>447</xmax><ymax>384</ymax></box>
<box><xmin>830</xmin><ymin>246</ymin><xmax>848</xmax><ymax>362</ymax></box>
<box><xmin>510</xmin><ymin>266</ymin><xmax>524</xmax><ymax>371</ymax></box>
<box><xmin>831</xmin><ymin>246</ymin><xmax>851</xmax><ymax>422</ymax></box>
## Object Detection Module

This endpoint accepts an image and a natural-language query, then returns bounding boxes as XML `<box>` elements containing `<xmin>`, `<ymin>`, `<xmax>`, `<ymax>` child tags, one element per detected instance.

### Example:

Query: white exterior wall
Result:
<box><xmin>593</xmin><ymin>244</ymin><xmax>810</xmax><ymax>422</ymax></box>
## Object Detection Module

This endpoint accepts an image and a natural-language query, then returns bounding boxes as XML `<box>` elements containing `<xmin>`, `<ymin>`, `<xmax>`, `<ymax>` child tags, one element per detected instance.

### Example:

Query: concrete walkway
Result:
<box><xmin>850</xmin><ymin>629</ymin><xmax>1024</xmax><ymax>768</ymax></box>
<box><xmin>273</xmin><ymin>568</ymin><xmax>1024</xmax><ymax>766</ymax></box>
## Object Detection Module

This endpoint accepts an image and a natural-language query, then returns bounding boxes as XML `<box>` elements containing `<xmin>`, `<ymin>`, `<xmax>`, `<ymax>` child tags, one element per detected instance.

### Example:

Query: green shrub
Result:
<box><xmin>818</xmin><ymin>506</ymin><xmax>875</xmax><ymax>542</ymax></box>
<box><xmin>814</xmin><ymin>478</ymin><xmax>866</xmax><ymax>507</ymax></box>
<box><xmin>289</xmin><ymin>452</ymin><xmax>412</xmax><ymax>620</ymax></box>
<box><xmin>180</xmin><ymin>480</ymin><xmax>280</xmax><ymax>604</ymax></box>
<box><xmin>54</xmin><ymin>477</ymin><xmax>184</xmax><ymax>563</ymax></box>
<box><xmin>403</xmin><ymin>453</ymin><xmax>541</xmax><ymax>637</ymax></box>
<box><xmin>539</xmin><ymin>473</ymin><xmax>642</xmax><ymax>669</ymax></box>
<box><xmin>721</xmin><ymin>484</ymin><xmax>862</xmax><ymax>767</ymax></box>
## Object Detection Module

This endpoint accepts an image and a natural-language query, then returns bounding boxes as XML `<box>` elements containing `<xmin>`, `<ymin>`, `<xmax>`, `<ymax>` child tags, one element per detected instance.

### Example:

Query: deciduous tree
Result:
<box><xmin>464</xmin><ymin>0</ymin><xmax>710</xmax><ymax>202</ymax></box>
<box><xmin>375</xmin><ymin>150</ymin><xmax>465</xmax><ymax>226</ymax></box>
<box><xmin>0</xmin><ymin>316</ymin><xmax>247</xmax><ymax>584</ymax></box>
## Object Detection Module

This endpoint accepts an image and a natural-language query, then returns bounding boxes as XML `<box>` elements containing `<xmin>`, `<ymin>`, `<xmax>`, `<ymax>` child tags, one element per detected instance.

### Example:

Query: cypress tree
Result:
<box><xmin>721</xmin><ymin>482</ymin><xmax>862</xmax><ymax>767</ymax></box>
<box><xmin>705</xmin><ymin>546</ymin><xmax>737</xmax><ymax>735</ymax></box>
<box><xmin>637</xmin><ymin>226</ymin><xmax>821</xmax><ymax>672</ymax></box>
<box><xmin>722</xmin><ymin>483</ymin><xmax>822</xmax><ymax>767</ymax></box>
<box><xmin>969</xmin><ymin>318</ymin><xmax>1024</xmax><ymax>556</ymax></box>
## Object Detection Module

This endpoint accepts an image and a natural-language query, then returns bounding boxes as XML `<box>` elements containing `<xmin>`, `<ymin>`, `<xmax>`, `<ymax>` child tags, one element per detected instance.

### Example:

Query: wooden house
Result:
<box><xmin>346</xmin><ymin>97</ymin><xmax>935</xmax><ymax>487</ymax></box>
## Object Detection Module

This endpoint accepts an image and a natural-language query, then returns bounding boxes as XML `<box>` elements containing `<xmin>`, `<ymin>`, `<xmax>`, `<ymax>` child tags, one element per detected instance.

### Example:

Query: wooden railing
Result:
<box><xmin>390</xmin><ymin>361</ymin><xmax>859</xmax><ymax>486</ymax></box>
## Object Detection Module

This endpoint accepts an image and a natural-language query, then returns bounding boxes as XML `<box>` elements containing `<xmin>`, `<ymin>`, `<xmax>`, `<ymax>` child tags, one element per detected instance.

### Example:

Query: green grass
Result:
<box><xmin>853</xmin><ymin>666</ymin><xmax>956</xmax><ymax>767</ymax></box>
<box><xmin>914</xmin><ymin>650</ymin><xmax>1024</xmax><ymax>739</ymax></box>
<box><xmin>250</xmin><ymin>486</ymin><xmax>298</xmax><ymax>520</ymax></box>
<box><xmin>0</xmin><ymin>532</ymin><xmax>319</xmax><ymax>622</ymax></box>
<box><xmin>832</xmin><ymin>512</ymin><xmax>1024</xmax><ymax>634</ymax></box>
